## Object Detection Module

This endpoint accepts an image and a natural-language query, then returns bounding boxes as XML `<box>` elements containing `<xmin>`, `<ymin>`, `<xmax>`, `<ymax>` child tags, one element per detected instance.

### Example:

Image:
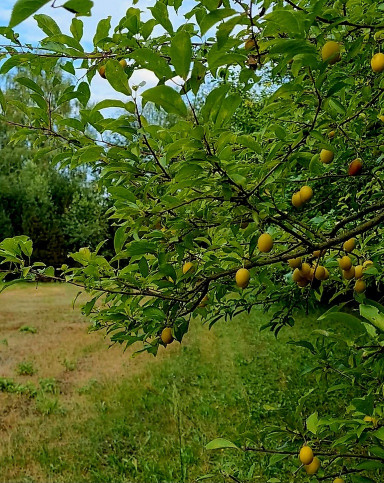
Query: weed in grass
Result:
<box><xmin>35</xmin><ymin>394</ymin><xmax>63</xmax><ymax>416</ymax></box>
<box><xmin>78</xmin><ymin>378</ymin><xmax>100</xmax><ymax>395</ymax></box>
<box><xmin>62</xmin><ymin>358</ymin><xmax>77</xmax><ymax>372</ymax></box>
<box><xmin>19</xmin><ymin>325</ymin><xmax>37</xmax><ymax>334</ymax></box>
<box><xmin>0</xmin><ymin>338</ymin><xmax>8</xmax><ymax>346</ymax></box>
<box><xmin>0</xmin><ymin>377</ymin><xmax>37</xmax><ymax>397</ymax></box>
<box><xmin>16</xmin><ymin>360</ymin><xmax>37</xmax><ymax>376</ymax></box>
<box><xmin>39</xmin><ymin>378</ymin><xmax>59</xmax><ymax>394</ymax></box>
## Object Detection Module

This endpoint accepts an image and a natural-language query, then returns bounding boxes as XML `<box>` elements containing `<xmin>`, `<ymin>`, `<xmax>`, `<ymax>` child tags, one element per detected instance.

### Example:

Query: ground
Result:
<box><xmin>0</xmin><ymin>283</ymin><xmax>329</xmax><ymax>483</ymax></box>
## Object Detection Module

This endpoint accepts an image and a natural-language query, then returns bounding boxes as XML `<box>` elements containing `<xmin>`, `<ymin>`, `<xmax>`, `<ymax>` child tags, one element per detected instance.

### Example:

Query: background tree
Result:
<box><xmin>0</xmin><ymin>0</ymin><xmax>384</xmax><ymax>481</ymax></box>
<box><xmin>0</xmin><ymin>69</ymin><xmax>112</xmax><ymax>265</ymax></box>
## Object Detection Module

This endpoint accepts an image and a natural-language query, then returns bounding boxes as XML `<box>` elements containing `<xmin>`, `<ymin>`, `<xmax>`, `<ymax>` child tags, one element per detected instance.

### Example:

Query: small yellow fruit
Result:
<box><xmin>363</xmin><ymin>260</ymin><xmax>374</xmax><ymax>268</ymax></box>
<box><xmin>119</xmin><ymin>59</ymin><xmax>127</xmax><ymax>68</ymax></box>
<box><xmin>354</xmin><ymin>279</ymin><xmax>366</xmax><ymax>293</ymax></box>
<box><xmin>320</xmin><ymin>149</ymin><xmax>334</xmax><ymax>164</ymax></box>
<box><xmin>300</xmin><ymin>185</ymin><xmax>313</xmax><ymax>203</ymax></box>
<box><xmin>333</xmin><ymin>479</ymin><xmax>345</xmax><ymax>483</ymax></box>
<box><xmin>314</xmin><ymin>266</ymin><xmax>326</xmax><ymax>280</ymax></box>
<box><xmin>343</xmin><ymin>238</ymin><xmax>356</xmax><ymax>253</ymax></box>
<box><xmin>338</xmin><ymin>256</ymin><xmax>352</xmax><ymax>271</ymax></box>
<box><xmin>244</xmin><ymin>38</ymin><xmax>256</xmax><ymax>50</ymax></box>
<box><xmin>161</xmin><ymin>327</ymin><xmax>173</xmax><ymax>345</ymax></box>
<box><xmin>288</xmin><ymin>257</ymin><xmax>302</xmax><ymax>269</ymax></box>
<box><xmin>299</xmin><ymin>446</ymin><xmax>314</xmax><ymax>465</ymax></box>
<box><xmin>258</xmin><ymin>233</ymin><xmax>273</xmax><ymax>253</ymax></box>
<box><xmin>236</xmin><ymin>268</ymin><xmax>250</xmax><ymax>289</ymax></box>
<box><xmin>299</xmin><ymin>262</ymin><xmax>311</xmax><ymax>279</ymax></box>
<box><xmin>305</xmin><ymin>456</ymin><xmax>321</xmax><ymax>475</ymax></box>
<box><xmin>355</xmin><ymin>265</ymin><xmax>363</xmax><ymax>279</ymax></box>
<box><xmin>292</xmin><ymin>269</ymin><xmax>303</xmax><ymax>282</ymax></box>
<box><xmin>98</xmin><ymin>65</ymin><xmax>106</xmax><ymax>78</ymax></box>
<box><xmin>364</xmin><ymin>415</ymin><xmax>373</xmax><ymax>423</ymax></box>
<box><xmin>343</xmin><ymin>266</ymin><xmax>355</xmax><ymax>280</ymax></box>
<box><xmin>328</xmin><ymin>130</ymin><xmax>335</xmax><ymax>138</ymax></box>
<box><xmin>378</xmin><ymin>114</ymin><xmax>384</xmax><ymax>122</ymax></box>
<box><xmin>199</xmin><ymin>295</ymin><xmax>209</xmax><ymax>308</ymax></box>
<box><xmin>323</xmin><ymin>267</ymin><xmax>330</xmax><ymax>280</ymax></box>
<box><xmin>297</xmin><ymin>279</ymin><xmax>309</xmax><ymax>287</ymax></box>
<box><xmin>183</xmin><ymin>261</ymin><xmax>194</xmax><ymax>274</ymax></box>
<box><xmin>371</xmin><ymin>52</ymin><xmax>384</xmax><ymax>73</ymax></box>
<box><xmin>292</xmin><ymin>191</ymin><xmax>303</xmax><ymax>208</ymax></box>
<box><xmin>312</xmin><ymin>250</ymin><xmax>322</xmax><ymax>258</ymax></box>
<box><xmin>321</xmin><ymin>41</ymin><xmax>341</xmax><ymax>64</ymax></box>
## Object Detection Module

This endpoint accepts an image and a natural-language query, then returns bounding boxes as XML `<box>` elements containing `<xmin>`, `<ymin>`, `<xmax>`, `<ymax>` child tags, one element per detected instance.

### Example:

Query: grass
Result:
<box><xmin>16</xmin><ymin>361</ymin><xmax>37</xmax><ymax>376</ymax></box>
<box><xmin>0</xmin><ymin>284</ymin><xmax>362</xmax><ymax>482</ymax></box>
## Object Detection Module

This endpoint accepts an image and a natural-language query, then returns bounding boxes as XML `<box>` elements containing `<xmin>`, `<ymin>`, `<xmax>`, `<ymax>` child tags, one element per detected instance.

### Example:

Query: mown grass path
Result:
<box><xmin>0</xmin><ymin>284</ymin><xmax>337</xmax><ymax>482</ymax></box>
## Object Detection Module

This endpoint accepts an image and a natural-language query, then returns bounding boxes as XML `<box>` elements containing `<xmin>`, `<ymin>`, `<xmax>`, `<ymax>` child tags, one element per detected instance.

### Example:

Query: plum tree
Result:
<box><xmin>0</xmin><ymin>0</ymin><xmax>384</xmax><ymax>481</ymax></box>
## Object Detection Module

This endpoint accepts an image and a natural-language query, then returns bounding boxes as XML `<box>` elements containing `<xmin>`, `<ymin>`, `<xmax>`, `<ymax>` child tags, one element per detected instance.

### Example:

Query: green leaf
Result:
<box><xmin>306</xmin><ymin>411</ymin><xmax>319</xmax><ymax>434</ymax></box>
<box><xmin>76</xmin><ymin>82</ymin><xmax>90</xmax><ymax>107</ymax></box>
<box><xmin>34</xmin><ymin>14</ymin><xmax>61</xmax><ymax>36</ymax></box>
<box><xmin>124</xmin><ymin>241</ymin><xmax>157</xmax><ymax>257</ymax></box>
<box><xmin>114</xmin><ymin>226</ymin><xmax>127</xmax><ymax>254</ymax></box>
<box><xmin>93</xmin><ymin>16</ymin><xmax>111</xmax><ymax>47</ymax></box>
<box><xmin>9</xmin><ymin>0</ymin><xmax>50</xmax><ymax>28</ymax></box>
<box><xmin>206</xmin><ymin>438</ymin><xmax>239</xmax><ymax>450</ymax></box>
<box><xmin>142</xmin><ymin>86</ymin><xmax>187</xmax><ymax>118</ymax></box>
<box><xmin>138</xmin><ymin>257</ymin><xmax>149</xmax><ymax>278</ymax></box>
<box><xmin>70</xmin><ymin>18</ymin><xmax>83</xmax><ymax>42</ymax></box>
<box><xmin>82</xmin><ymin>297</ymin><xmax>97</xmax><ymax>316</ymax></box>
<box><xmin>360</xmin><ymin>305</ymin><xmax>384</xmax><ymax>332</ymax></box>
<box><xmin>269</xmin><ymin>453</ymin><xmax>289</xmax><ymax>465</ymax></box>
<box><xmin>148</xmin><ymin>2</ymin><xmax>174</xmax><ymax>35</ymax></box>
<box><xmin>288</xmin><ymin>340</ymin><xmax>316</xmax><ymax>354</ymax></box>
<box><xmin>105</xmin><ymin>60</ymin><xmax>131</xmax><ymax>97</ymax></box>
<box><xmin>129</xmin><ymin>49</ymin><xmax>173</xmax><ymax>80</ymax></box>
<box><xmin>15</xmin><ymin>77</ymin><xmax>44</xmax><ymax>96</ymax></box>
<box><xmin>319</xmin><ymin>311</ymin><xmax>363</xmax><ymax>331</ymax></box>
<box><xmin>92</xmin><ymin>99</ymin><xmax>127</xmax><ymax>111</ymax></box>
<box><xmin>170</xmin><ymin>30</ymin><xmax>192</xmax><ymax>80</ymax></box>
<box><xmin>351</xmin><ymin>394</ymin><xmax>374</xmax><ymax>416</ymax></box>
<box><xmin>201</xmin><ymin>84</ymin><xmax>230</xmax><ymax>123</ymax></box>
<box><xmin>373</xmin><ymin>427</ymin><xmax>384</xmax><ymax>441</ymax></box>
<box><xmin>62</xmin><ymin>0</ymin><xmax>93</xmax><ymax>16</ymax></box>
<box><xmin>199</xmin><ymin>8</ymin><xmax>237</xmax><ymax>36</ymax></box>
<box><xmin>0</xmin><ymin>89</ymin><xmax>6</xmax><ymax>113</ymax></box>
<box><xmin>215</xmin><ymin>93</ymin><xmax>241</xmax><ymax>127</ymax></box>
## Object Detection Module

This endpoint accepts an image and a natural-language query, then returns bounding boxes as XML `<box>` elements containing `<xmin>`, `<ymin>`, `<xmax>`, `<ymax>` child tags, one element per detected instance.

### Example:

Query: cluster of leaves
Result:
<box><xmin>0</xmin><ymin>0</ymin><xmax>384</xmax><ymax>480</ymax></box>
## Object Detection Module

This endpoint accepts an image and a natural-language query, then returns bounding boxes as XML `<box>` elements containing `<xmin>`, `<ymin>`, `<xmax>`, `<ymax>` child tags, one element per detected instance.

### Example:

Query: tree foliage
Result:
<box><xmin>1</xmin><ymin>0</ymin><xmax>384</xmax><ymax>480</ymax></box>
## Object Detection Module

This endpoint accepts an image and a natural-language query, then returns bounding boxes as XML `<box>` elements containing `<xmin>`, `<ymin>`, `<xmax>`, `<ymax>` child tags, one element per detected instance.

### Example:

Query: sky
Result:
<box><xmin>0</xmin><ymin>0</ymin><xmax>194</xmax><ymax>102</ymax></box>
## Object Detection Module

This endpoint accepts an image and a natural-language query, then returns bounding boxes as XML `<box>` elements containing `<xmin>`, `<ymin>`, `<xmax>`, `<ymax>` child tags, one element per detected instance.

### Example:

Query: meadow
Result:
<box><xmin>0</xmin><ymin>284</ymin><xmax>354</xmax><ymax>482</ymax></box>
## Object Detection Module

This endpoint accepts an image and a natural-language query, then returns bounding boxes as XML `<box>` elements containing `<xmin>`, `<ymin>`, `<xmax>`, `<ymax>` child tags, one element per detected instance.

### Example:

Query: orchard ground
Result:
<box><xmin>0</xmin><ymin>284</ymin><xmax>364</xmax><ymax>482</ymax></box>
